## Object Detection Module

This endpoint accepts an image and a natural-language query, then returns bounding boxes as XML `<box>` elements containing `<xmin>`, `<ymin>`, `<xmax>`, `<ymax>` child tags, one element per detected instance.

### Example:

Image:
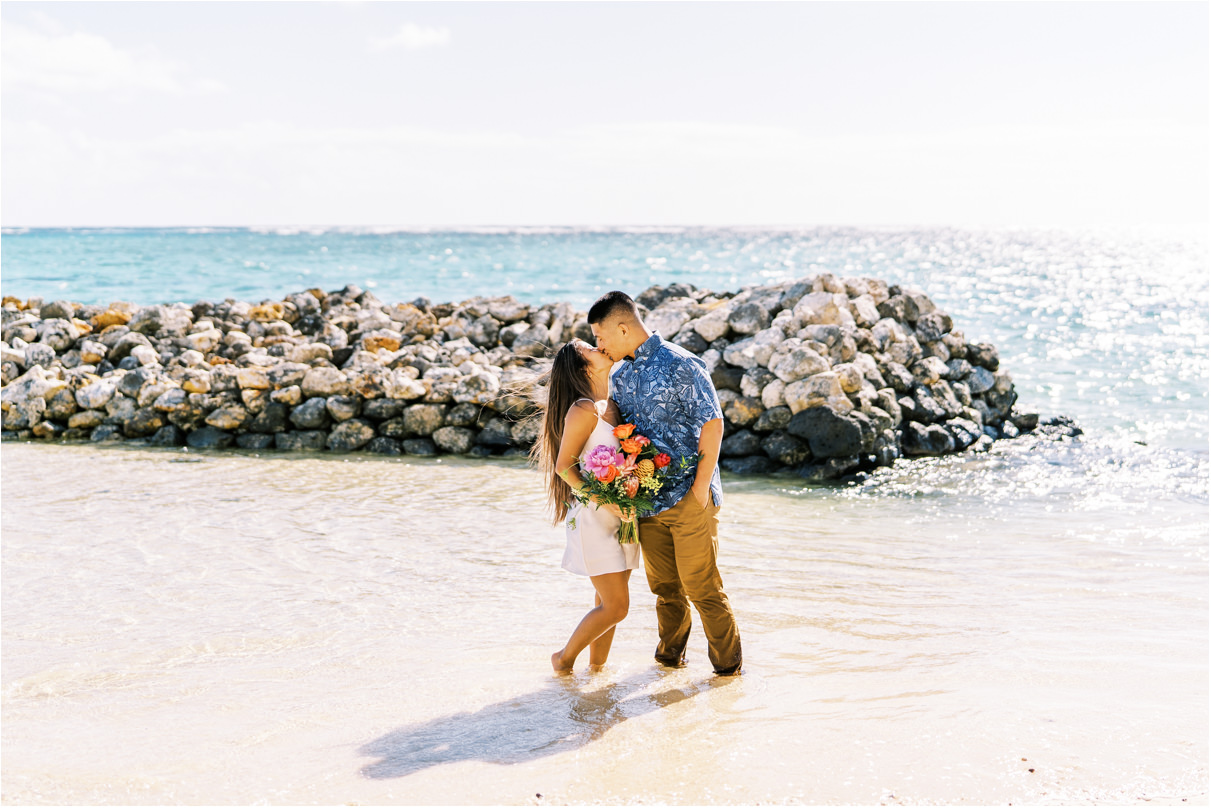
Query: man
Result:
<box><xmin>587</xmin><ymin>290</ymin><xmax>743</xmax><ymax>676</ymax></box>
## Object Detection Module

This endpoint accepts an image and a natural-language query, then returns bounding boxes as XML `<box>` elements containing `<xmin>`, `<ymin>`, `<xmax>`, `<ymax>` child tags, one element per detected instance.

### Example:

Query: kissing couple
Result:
<box><xmin>534</xmin><ymin>290</ymin><xmax>743</xmax><ymax>677</ymax></box>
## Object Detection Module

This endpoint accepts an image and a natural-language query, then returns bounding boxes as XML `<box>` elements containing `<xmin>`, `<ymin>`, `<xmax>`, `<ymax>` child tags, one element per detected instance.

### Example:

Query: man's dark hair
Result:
<box><xmin>587</xmin><ymin>290</ymin><xmax>640</xmax><ymax>325</ymax></box>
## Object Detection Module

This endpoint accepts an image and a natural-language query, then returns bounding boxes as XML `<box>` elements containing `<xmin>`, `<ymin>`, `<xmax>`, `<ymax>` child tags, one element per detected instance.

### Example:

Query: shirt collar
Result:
<box><xmin>626</xmin><ymin>331</ymin><xmax>663</xmax><ymax>363</ymax></box>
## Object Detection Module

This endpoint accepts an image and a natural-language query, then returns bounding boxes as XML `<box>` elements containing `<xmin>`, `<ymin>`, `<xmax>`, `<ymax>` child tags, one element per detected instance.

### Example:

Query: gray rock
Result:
<box><xmin>967</xmin><ymin>342</ymin><xmax>999</xmax><ymax>371</ymax></box>
<box><xmin>488</xmin><ymin>297</ymin><xmax>530</xmax><ymax>323</ymax></box>
<box><xmin>432</xmin><ymin>426</ymin><xmax>477</xmax><ymax>454</ymax></box>
<box><xmin>711</xmin><ymin>365</ymin><xmax>744</xmax><ymax>392</ymax></box>
<box><xmin>290</xmin><ymin>397</ymin><xmax>331</xmax><ymax>429</ymax></box>
<box><xmin>327</xmin><ymin>418</ymin><xmax>376</xmax><ymax>452</ymax></box>
<box><xmin>908</xmin><ymin>387</ymin><xmax>947</xmax><ymax>423</ymax></box>
<box><xmin>786</xmin><ymin>406</ymin><xmax>872</xmax><ymax>458</ymax></box>
<box><xmin>467</xmin><ymin>314</ymin><xmax>502</xmax><ymax>348</ymax></box>
<box><xmin>45</xmin><ymin>387</ymin><xmax>79</xmax><ymax>420</ymax></box>
<box><xmin>90</xmin><ymin>423</ymin><xmax>125</xmax><ymax>443</ymax></box>
<box><xmin>721</xmin><ymin>429</ymin><xmax>763</xmax><ymax>457</ymax></box>
<box><xmin>153</xmin><ymin>387</ymin><xmax>189</xmax><ymax>412</ymax></box>
<box><xmin>129</xmin><ymin>305</ymin><xmax>193</xmax><ymax>337</ymax></box>
<box><xmin>946</xmin><ymin>418</ymin><xmax>982</xmax><ymax>449</ymax></box>
<box><xmin>769</xmin><ymin>344</ymin><xmax>830</xmax><ymax>383</ymax></box>
<box><xmin>149</xmin><ymin>425</ymin><xmax>184</xmax><ymax>446</ymax></box>
<box><xmin>68</xmin><ymin>409</ymin><xmax>107</xmax><ymax>429</ymax></box>
<box><xmin>722</xmin><ymin>327</ymin><xmax>783</xmax><ymax>369</ymax></box>
<box><xmin>40</xmin><ymin>300</ymin><xmax>76</xmax><ymax>320</ymax></box>
<box><xmin>476</xmin><ymin>416</ymin><xmax>515</xmax><ymax>447</ymax></box>
<box><xmin>672</xmin><ymin>329</ymin><xmax>709</xmax><ymax>354</ymax></box>
<box><xmin>728</xmin><ymin>302</ymin><xmax>771</xmax><ymax>335</ymax></box>
<box><xmin>117</xmin><ymin>367</ymin><xmax>156</xmax><ymax>399</ymax></box>
<box><xmin>913</xmin><ymin>312</ymin><xmax>952</xmax><ymax>343</ymax></box>
<box><xmin>25</xmin><ymin>342</ymin><xmax>58</xmax><ymax>368</ymax></box>
<box><xmin>105</xmin><ymin>393</ymin><xmax>138</xmax><ymax>424</ymax></box>
<box><xmin>761</xmin><ymin>431</ymin><xmax>811</xmax><ymax>465</ymax></box>
<box><xmin>965</xmin><ymin>366</ymin><xmax>996</xmax><ymax>394</ymax></box>
<box><xmin>498</xmin><ymin>322</ymin><xmax>530</xmax><ymax>349</ymax></box>
<box><xmin>269</xmin><ymin>385</ymin><xmax>302</xmax><ymax>406</ymax></box>
<box><xmin>403</xmin><ymin>437</ymin><xmax>438</xmax><ymax>456</ymax></box>
<box><xmin>37</xmin><ymin>319</ymin><xmax>80</xmax><ymax>352</ymax></box>
<box><xmin>275</xmin><ymin>430</ymin><xmax>328</xmax><ymax>451</ymax></box>
<box><xmin>301</xmin><ymin>366</ymin><xmax>351</xmax><ymax>397</ymax></box>
<box><xmin>794</xmin><ymin>456</ymin><xmax>861</xmax><ymax>482</ymax></box>
<box><xmin>438</xmin><ymin>402</ymin><xmax>477</xmax><ymax>428</ymax></box>
<box><xmin>512</xmin><ymin>324</ymin><xmax>551</xmax><ymax>357</ymax></box>
<box><xmin>784</xmin><ymin>372</ymin><xmax>851</xmax><ymax>415</ymax></box>
<box><xmin>928</xmin><ymin>381</ymin><xmax>965</xmax><ymax>418</ymax></box>
<box><xmin>722</xmin><ymin>395</ymin><xmax>763</xmax><ymax>428</ymax></box>
<box><xmin>753</xmin><ymin>405</ymin><xmax>792</xmax><ymax>433</ymax></box>
<box><xmin>362</xmin><ymin>398</ymin><xmax>406</xmax><ymax>420</ymax></box>
<box><xmin>249</xmin><ymin>402</ymin><xmax>290</xmax><ymax>433</ymax></box>
<box><xmin>1010</xmin><ymin>411</ymin><xmax>1039</xmax><ymax>432</ymax></box>
<box><xmin>326</xmin><ymin>395</ymin><xmax>362</xmax><ymax>422</ymax></box>
<box><xmin>403</xmin><ymin>403</ymin><xmax>446</xmax><ymax>436</ymax></box>
<box><xmin>365</xmin><ymin>436</ymin><xmax>403</xmax><ymax>455</ymax></box>
<box><xmin>901</xmin><ymin>422</ymin><xmax>955</xmax><ymax>455</ymax></box>
<box><xmin>205</xmin><ymin>404</ymin><xmax>250</xmax><ymax>431</ymax></box>
<box><xmin>720</xmin><ymin>456</ymin><xmax>780</xmax><ymax>475</ymax></box>
<box><xmin>453</xmin><ymin>371</ymin><xmax>500</xmax><ymax>405</ymax></box>
<box><xmin>740</xmin><ymin>367</ymin><xmax>776</xmax><ymax>399</ymax></box>
<box><xmin>236</xmin><ymin>433</ymin><xmax>276</xmax><ymax>450</ymax></box>
<box><xmin>186</xmin><ymin>426</ymin><xmax>235</xmax><ymax>449</ymax></box>
<box><xmin>511</xmin><ymin>417</ymin><xmax>541</xmax><ymax>447</ymax></box>
<box><xmin>945</xmin><ymin>358</ymin><xmax>973</xmax><ymax>381</ymax></box>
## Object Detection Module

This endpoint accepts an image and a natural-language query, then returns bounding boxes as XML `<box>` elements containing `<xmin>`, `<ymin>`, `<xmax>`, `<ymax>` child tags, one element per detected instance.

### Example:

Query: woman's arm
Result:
<box><xmin>556</xmin><ymin>401</ymin><xmax>624</xmax><ymax>518</ymax></box>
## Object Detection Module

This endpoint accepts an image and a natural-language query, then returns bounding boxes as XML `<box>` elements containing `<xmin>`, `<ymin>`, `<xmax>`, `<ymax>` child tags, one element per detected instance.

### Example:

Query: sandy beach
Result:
<box><xmin>2</xmin><ymin>441</ymin><xmax>1205</xmax><ymax>804</ymax></box>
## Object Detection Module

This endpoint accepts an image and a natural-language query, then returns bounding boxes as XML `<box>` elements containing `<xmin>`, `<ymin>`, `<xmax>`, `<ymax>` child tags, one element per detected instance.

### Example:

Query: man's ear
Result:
<box><xmin>617</xmin><ymin>320</ymin><xmax>629</xmax><ymax>338</ymax></box>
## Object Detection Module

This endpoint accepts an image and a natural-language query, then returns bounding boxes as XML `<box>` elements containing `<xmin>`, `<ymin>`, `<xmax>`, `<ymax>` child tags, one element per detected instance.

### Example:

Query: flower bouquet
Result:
<box><xmin>577</xmin><ymin>423</ymin><xmax>696</xmax><ymax>544</ymax></box>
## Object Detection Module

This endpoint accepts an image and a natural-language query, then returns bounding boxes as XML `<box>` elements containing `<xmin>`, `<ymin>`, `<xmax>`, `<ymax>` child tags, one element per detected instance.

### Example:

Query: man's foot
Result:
<box><xmin>655</xmin><ymin>655</ymin><xmax>687</xmax><ymax>669</ymax></box>
<box><xmin>551</xmin><ymin>651</ymin><xmax>574</xmax><ymax>674</ymax></box>
<box><xmin>713</xmin><ymin>664</ymin><xmax>743</xmax><ymax>677</ymax></box>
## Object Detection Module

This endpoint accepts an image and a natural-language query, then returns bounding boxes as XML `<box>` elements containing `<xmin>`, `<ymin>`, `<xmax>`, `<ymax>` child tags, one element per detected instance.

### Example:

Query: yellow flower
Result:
<box><xmin>635</xmin><ymin>459</ymin><xmax>655</xmax><ymax>480</ymax></box>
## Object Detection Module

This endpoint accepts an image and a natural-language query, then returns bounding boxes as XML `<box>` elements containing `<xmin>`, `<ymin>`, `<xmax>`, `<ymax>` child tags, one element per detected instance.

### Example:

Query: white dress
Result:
<box><xmin>561</xmin><ymin>399</ymin><xmax>643</xmax><ymax>577</ymax></box>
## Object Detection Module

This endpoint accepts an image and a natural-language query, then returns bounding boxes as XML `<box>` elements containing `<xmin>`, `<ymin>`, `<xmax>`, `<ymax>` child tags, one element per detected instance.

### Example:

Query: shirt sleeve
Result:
<box><xmin>674</xmin><ymin>357</ymin><xmax>723</xmax><ymax>433</ymax></box>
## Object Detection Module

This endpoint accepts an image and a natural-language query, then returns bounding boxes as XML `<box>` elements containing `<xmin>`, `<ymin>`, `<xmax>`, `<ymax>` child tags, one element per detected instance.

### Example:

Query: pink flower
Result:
<box><xmin>623</xmin><ymin>477</ymin><xmax>640</xmax><ymax>498</ymax></box>
<box><xmin>583</xmin><ymin>444</ymin><xmax>624</xmax><ymax>479</ymax></box>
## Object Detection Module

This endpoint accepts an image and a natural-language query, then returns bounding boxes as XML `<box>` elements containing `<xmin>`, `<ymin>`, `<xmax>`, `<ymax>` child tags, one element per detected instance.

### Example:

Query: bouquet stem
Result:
<box><xmin>618</xmin><ymin>514</ymin><xmax>640</xmax><ymax>544</ymax></box>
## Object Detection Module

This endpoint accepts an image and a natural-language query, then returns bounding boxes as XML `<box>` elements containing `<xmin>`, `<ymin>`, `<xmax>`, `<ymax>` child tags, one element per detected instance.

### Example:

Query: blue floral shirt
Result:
<box><xmin>610</xmin><ymin>333</ymin><xmax>724</xmax><ymax>516</ymax></box>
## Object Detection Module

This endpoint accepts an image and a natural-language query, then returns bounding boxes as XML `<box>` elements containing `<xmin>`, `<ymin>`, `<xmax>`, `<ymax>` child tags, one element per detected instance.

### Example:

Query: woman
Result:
<box><xmin>534</xmin><ymin>339</ymin><xmax>641</xmax><ymax>673</ymax></box>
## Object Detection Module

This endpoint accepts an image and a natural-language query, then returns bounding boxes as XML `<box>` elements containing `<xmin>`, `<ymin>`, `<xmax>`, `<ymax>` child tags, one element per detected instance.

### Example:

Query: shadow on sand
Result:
<box><xmin>358</xmin><ymin>668</ymin><xmax>733</xmax><ymax>779</ymax></box>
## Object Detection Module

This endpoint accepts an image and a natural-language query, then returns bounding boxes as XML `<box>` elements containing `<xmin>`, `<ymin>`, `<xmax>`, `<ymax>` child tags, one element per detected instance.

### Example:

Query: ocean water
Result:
<box><xmin>1</xmin><ymin>226</ymin><xmax>1207</xmax><ymax>804</ymax></box>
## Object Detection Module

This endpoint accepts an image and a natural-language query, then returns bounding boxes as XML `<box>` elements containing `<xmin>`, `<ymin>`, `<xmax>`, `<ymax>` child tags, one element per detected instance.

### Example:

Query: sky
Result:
<box><xmin>1</xmin><ymin>1</ymin><xmax>1207</xmax><ymax>228</ymax></box>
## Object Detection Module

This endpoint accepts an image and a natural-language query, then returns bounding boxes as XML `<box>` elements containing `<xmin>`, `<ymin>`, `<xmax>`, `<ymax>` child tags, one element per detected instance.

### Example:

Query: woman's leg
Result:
<box><xmin>552</xmin><ymin>570</ymin><xmax>631</xmax><ymax>673</ymax></box>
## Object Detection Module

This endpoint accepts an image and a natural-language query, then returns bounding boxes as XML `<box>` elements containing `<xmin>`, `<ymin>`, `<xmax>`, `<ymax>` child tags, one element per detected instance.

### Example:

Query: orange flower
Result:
<box><xmin>595</xmin><ymin>465</ymin><xmax>618</xmax><ymax>483</ymax></box>
<box><xmin>612</xmin><ymin>423</ymin><xmax>636</xmax><ymax>440</ymax></box>
<box><xmin>623</xmin><ymin>477</ymin><xmax>640</xmax><ymax>498</ymax></box>
<box><xmin>653</xmin><ymin>453</ymin><xmax>672</xmax><ymax>469</ymax></box>
<box><xmin>619</xmin><ymin>438</ymin><xmax>641</xmax><ymax>454</ymax></box>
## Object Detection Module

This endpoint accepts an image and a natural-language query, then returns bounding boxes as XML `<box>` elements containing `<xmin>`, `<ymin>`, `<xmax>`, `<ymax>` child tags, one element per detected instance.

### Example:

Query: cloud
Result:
<box><xmin>0</xmin><ymin>20</ymin><xmax>226</xmax><ymax>95</ymax></box>
<box><xmin>368</xmin><ymin>23</ymin><xmax>451</xmax><ymax>52</ymax></box>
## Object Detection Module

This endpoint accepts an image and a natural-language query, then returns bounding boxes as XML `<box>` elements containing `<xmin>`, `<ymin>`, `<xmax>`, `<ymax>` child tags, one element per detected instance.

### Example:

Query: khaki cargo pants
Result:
<box><xmin>638</xmin><ymin>491</ymin><xmax>742</xmax><ymax>675</ymax></box>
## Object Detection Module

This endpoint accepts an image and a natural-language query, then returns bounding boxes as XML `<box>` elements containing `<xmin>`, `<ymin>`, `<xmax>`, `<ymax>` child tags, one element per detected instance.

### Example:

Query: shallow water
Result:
<box><xmin>2</xmin><ymin>440</ymin><xmax>1205</xmax><ymax>805</ymax></box>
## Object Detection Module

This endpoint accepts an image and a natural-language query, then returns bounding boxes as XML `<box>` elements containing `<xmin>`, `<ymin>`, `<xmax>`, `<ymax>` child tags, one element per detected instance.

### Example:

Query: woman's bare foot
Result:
<box><xmin>551</xmin><ymin>651</ymin><xmax>573</xmax><ymax>674</ymax></box>
<box><xmin>588</xmin><ymin>662</ymin><xmax>607</xmax><ymax>673</ymax></box>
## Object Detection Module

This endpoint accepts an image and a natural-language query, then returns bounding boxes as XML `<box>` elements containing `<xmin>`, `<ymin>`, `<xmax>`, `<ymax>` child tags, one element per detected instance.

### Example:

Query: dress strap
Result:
<box><xmin>573</xmin><ymin>397</ymin><xmax>601</xmax><ymax>420</ymax></box>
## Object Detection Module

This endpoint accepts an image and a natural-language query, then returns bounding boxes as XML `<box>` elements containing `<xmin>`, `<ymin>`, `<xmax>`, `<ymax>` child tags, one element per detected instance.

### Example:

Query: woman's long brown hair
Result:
<box><xmin>532</xmin><ymin>340</ymin><xmax>597</xmax><ymax>524</ymax></box>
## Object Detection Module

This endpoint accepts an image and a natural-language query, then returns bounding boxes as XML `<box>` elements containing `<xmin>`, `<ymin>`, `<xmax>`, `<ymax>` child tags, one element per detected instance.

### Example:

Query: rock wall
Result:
<box><xmin>0</xmin><ymin>275</ymin><xmax>1055</xmax><ymax>479</ymax></box>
